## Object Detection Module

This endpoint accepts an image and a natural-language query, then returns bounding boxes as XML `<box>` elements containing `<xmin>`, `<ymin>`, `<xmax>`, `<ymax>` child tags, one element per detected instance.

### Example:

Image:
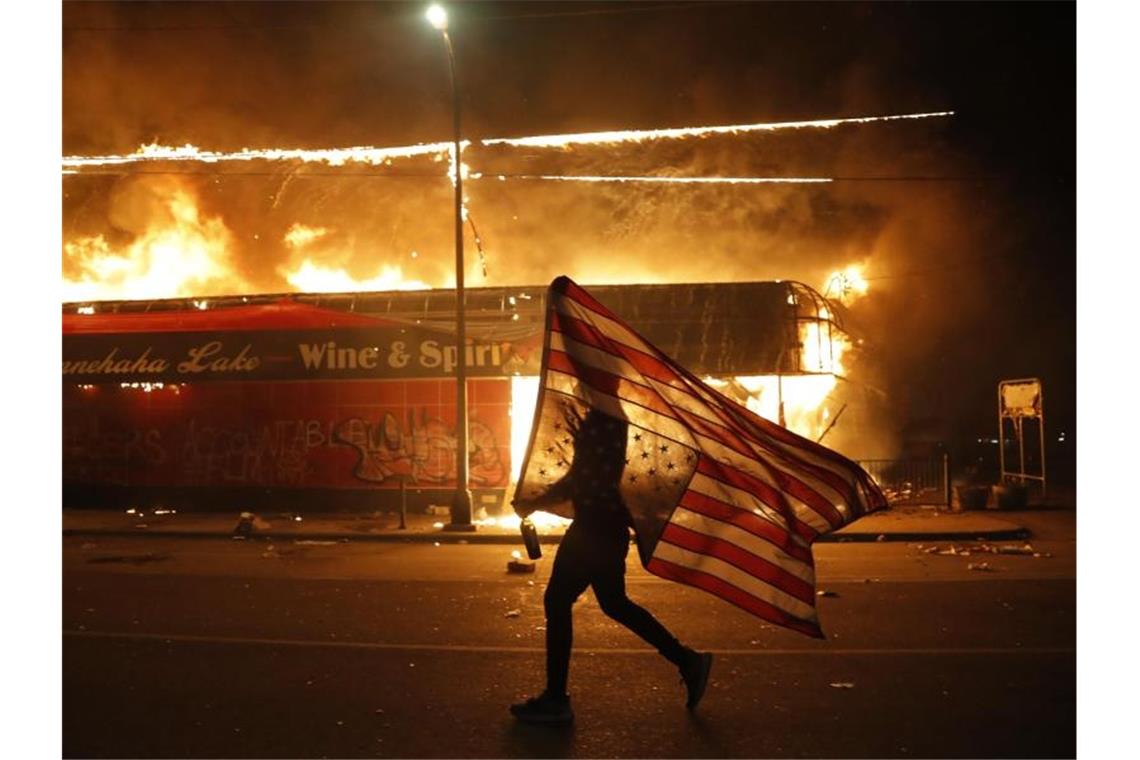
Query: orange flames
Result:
<box><xmin>279</xmin><ymin>223</ymin><xmax>431</xmax><ymax>293</ymax></box>
<box><xmin>62</xmin><ymin>185</ymin><xmax>249</xmax><ymax>302</ymax></box>
<box><xmin>62</xmin><ymin>115</ymin><xmax>882</xmax><ymax>459</ymax></box>
<box><xmin>824</xmin><ymin>263</ymin><xmax>870</xmax><ymax>304</ymax></box>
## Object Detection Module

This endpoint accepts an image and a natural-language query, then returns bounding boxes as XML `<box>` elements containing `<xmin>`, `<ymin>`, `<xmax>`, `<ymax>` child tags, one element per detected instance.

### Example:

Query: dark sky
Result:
<box><xmin>61</xmin><ymin>1</ymin><xmax>1076</xmax><ymax>471</ymax></box>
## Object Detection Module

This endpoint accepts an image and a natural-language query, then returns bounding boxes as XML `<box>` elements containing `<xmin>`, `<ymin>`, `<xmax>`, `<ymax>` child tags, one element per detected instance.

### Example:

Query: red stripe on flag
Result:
<box><xmin>553</xmin><ymin>277</ymin><xmax>622</xmax><ymax>322</ymax></box>
<box><xmin>701</xmin><ymin>379</ymin><xmax>883</xmax><ymax>505</ymax></box>
<box><xmin>555</xmin><ymin>313</ymin><xmax>856</xmax><ymax>524</ymax></box>
<box><xmin>659</xmin><ymin>523</ymin><xmax>816</xmax><ymax>604</ymax></box>
<box><xmin>696</xmin><ymin>456</ymin><xmax>820</xmax><ymax>542</ymax></box>
<box><xmin>677</xmin><ymin>376</ymin><xmax>870</xmax><ymax>508</ymax></box>
<box><xmin>547</xmin><ymin>349</ymin><xmax>681</xmax><ymax>423</ymax></box>
<box><xmin>551</xmin><ymin>312</ymin><xmax>687</xmax><ymax>390</ymax></box>
<box><xmin>646</xmin><ymin>557</ymin><xmax>824</xmax><ymax>639</ymax></box>
<box><xmin>678</xmin><ymin>489</ymin><xmax>814</xmax><ymax>564</ymax></box>
<box><xmin>678</xmin><ymin>408</ymin><xmax>845</xmax><ymax>528</ymax></box>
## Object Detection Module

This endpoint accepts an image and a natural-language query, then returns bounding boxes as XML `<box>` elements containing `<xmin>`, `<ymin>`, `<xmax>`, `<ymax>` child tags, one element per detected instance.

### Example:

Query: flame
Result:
<box><xmin>510</xmin><ymin>376</ymin><xmax>542</xmax><ymax>484</ymax></box>
<box><xmin>800</xmin><ymin>320</ymin><xmax>849</xmax><ymax>376</ymax></box>
<box><xmin>698</xmin><ymin>373</ymin><xmax>832</xmax><ymax>442</ymax></box>
<box><xmin>823</xmin><ymin>263</ymin><xmax>870</xmax><ymax>304</ymax></box>
<box><xmin>283</xmin><ymin>223</ymin><xmax>330</xmax><ymax>249</ymax></box>
<box><xmin>281</xmin><ymin>260</ymin><xmax>430</xmax><ymax>293</ymax></box>
<box><xmin>278</xmin><ymin>222</ymin><xmax>431</xmax><ymax>293</ymax></box>
<box><xmin>476</xmin><ymin>511</ymin><xmax>570</xmax><ymax>531</ymax></box>
<box><xmin>483</xmin><ymin>111</ymin><xmax>954</xmax><ymax>149</ymax></box>
<box><xmin>62</xmin><ymin>186</ymin><xmax>249</xmax><ymax>301</ymax></box>
<box><xmin>62</xmin><ymin>140</ymin><xmax>450</xmax><ymax>169</ymax></box>
<box><xmin>61</xmin><ymin>111</ymin><xmax>953</xmax><ymax>170</ymax></box>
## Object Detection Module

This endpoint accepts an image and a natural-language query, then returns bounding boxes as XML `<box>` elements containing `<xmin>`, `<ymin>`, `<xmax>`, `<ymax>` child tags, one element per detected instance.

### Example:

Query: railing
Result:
<box><xmin>856</xmin><ymin>455</ymin><xmax>950</xmax><ymax>506</ymax></box>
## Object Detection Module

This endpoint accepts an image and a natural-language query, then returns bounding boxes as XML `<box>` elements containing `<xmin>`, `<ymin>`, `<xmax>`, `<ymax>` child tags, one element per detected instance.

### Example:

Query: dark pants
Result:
<box><xmin>544</xmin><ymin>520</ymin><xmax>688</xmax><ymax>696</ymax></box>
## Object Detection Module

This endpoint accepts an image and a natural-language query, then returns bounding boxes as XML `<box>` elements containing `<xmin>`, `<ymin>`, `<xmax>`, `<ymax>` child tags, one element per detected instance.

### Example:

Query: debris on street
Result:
<box><xmin>507</xmin><ymin>550</ymin><xmax>536</xmax><ymax>574</ymax></box>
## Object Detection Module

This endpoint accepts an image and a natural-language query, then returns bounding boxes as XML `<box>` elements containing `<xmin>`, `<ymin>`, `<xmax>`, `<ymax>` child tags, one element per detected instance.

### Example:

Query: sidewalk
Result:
<box><xmin>61</xmin><ymin>504</ymin><xmax>1034</xmax><ymax>544</ymax></box>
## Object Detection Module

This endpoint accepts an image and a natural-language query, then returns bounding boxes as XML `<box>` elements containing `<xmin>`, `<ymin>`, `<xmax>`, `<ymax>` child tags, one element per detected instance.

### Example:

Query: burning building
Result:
<box><xmin>62</xmin><ymin>279</ymin><xmax>869</xmax><ymax>516</ymax></box>
<box><xmin>60</xmin><ymin>110</ymin><xmax>946</xmax><ymax>516</ymax></box>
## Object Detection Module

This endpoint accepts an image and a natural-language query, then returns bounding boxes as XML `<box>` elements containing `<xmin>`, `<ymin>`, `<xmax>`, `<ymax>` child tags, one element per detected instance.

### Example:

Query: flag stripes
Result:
<box><xmin>551</xmin><ymin>313</ymin><xmax>861</xmax><ymax>529</ymax></box>
<box><xmin>551</xmin><ymin>327</ymin><xmax>847</xmax><ymax>531</ymax></box>
<box><xmin>675</xmin><ymin>488</ymin><xmax>814</xmax><ymax>566</ymax></box>
<box><xmin>646</xmin><ymin>557</ymin><xmax>825</xmax><ymax>639</ymax></box>
<box><xmin>658</xmin><ymin>522</ymin><xmax>816</xmax><ymax>603</ymax></box>
<box><xmin>516</xmin><ymin>277</ymin><xmax>887</xmax><ymax>638</ymax></box>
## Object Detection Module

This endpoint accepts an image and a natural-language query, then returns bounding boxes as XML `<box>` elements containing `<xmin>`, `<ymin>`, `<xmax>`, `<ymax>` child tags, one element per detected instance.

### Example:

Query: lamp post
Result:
<box><xmin>426</xmin><ymin>4</ymin><xmax>474</xmax><ymax>530</ymax></box>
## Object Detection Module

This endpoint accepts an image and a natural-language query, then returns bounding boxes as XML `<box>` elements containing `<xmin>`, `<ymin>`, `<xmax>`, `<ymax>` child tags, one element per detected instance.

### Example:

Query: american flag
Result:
<box><xmin>513</xmin><ymin>276</ymin><xmax>887</xmax><ymax>638</ymax></box>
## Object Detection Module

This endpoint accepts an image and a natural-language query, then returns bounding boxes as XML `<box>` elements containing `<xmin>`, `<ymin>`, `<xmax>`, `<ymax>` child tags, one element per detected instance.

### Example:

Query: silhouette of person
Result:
<box><xmin>511</xmin><ymin>408</ymin><xmax>713</xmax><ymax>724</ymax></box>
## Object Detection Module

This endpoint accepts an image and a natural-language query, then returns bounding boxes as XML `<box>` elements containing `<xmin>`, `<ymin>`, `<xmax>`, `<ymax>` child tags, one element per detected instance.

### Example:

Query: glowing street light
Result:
<box><xmin>425</xmin><ymin>4</ymin><xmax>448</xmax><ymax>30</ymax></box>
<box><xmin>426</xmin><ymin>4</ymin><xmax>474</xmax><ymax>531</ymax></box>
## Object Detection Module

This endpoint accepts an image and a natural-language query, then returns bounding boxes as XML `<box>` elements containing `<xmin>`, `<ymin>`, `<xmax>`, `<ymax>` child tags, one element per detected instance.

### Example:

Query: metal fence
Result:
<box><xmin>856</xmin><ymin>455</ymin><xmax>950</xmax><ymax>506</ymax></box>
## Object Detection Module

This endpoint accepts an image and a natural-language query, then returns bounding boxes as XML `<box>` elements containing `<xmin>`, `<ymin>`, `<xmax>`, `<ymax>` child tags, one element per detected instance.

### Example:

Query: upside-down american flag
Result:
<box><xmin>513</xmin><ymin>276</ymin><xmax>887</xmax><ymax>638</ymax></box>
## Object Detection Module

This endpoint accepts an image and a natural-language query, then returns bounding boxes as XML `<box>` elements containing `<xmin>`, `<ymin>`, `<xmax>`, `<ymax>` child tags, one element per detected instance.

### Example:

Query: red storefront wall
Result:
<box><xmin>62</xmin><ymin>377</ymin><xmax>511</xmax><ymax>512</ymax></box>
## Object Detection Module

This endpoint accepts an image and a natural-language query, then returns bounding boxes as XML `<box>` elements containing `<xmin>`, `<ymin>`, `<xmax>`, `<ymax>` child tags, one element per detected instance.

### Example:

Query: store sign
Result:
<box><xmin>63</xmin><ymin>327</ymin><xmax>539</xmax><ymax>383</ymax></box>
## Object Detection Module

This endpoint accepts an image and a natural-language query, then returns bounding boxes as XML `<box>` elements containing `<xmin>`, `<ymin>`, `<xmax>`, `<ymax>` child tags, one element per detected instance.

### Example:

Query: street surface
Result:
<box><xmin>63</xmin><ymin>524</ymin><xmax>1075</xmax><ymax>758</ymax></box>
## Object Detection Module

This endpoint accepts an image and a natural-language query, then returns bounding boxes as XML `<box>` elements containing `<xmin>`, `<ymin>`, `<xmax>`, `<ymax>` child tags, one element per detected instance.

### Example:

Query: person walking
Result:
<box><xmin>510</xmin><ymin>409</ymin><xmax>713</xmax><ymax>725</ymax></box>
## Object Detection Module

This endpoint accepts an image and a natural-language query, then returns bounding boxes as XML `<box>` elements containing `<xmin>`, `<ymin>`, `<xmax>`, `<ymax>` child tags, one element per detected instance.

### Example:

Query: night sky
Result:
<box><xmin>61</xmin><ymin>1</ymin><xmax>1076</xmax><ymax>478</ymax></box>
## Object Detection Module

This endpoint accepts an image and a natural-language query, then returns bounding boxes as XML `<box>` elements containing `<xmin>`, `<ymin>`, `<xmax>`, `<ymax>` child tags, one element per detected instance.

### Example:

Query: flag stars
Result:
<box><xmin>666</xmin><ymin>462</ymin><xmax>676</xmax><ymax>471</ymax></box>
<box><xmin>660</xmin><ymin>444</ymin><xmax>669</xmax><ymax>453</ymax></box>
<box><xmin>640</xmin><ymin>451</ymin><xmax>650</xmax><ymax>460</ymax></box>
<box><xmin>628</xmin><ymin>474</ymin><xmax>638</xmax><ymax>483</ymax></box>
<box><xmin>633</xmin><ymin>433</ymin><xmax>642</xmax><ymax>442</ymax></box>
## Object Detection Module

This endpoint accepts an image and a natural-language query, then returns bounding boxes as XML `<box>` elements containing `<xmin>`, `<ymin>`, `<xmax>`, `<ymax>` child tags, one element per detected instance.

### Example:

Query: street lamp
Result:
<box><xmin>426</xmin><ymin>4</ymin><xmax>475</xmax><ymax>531</ymax></box>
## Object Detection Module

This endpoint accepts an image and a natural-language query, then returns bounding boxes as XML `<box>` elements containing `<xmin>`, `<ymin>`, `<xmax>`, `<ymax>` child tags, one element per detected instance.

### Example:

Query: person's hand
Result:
<box><xmin>511</xmin><ymin>497</ymin><xmax>536</xmax><ymax>517</ymax></box>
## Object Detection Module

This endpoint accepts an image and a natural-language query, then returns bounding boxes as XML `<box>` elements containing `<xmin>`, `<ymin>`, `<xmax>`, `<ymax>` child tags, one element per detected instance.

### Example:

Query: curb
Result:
<box><xmin>817</xmin><ymin>528</ymin><xmax>1030</xmax><ymax>543</ymax></box>
<box><xmin>63</xmin><ymin>527</ymin><xmax>1031</xmax><ymax>544</ymax></box>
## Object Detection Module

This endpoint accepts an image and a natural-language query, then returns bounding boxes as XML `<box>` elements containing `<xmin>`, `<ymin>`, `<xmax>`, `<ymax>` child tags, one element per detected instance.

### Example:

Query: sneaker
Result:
<box><xmin>680</xmin><ymin>650</ymin><xmax>713</xmax><ymax>710</ymax></box>
<box><xmin>509</xmin><ymin>692</ymin><xmax>574</xmax><ymax>725</ymax></box>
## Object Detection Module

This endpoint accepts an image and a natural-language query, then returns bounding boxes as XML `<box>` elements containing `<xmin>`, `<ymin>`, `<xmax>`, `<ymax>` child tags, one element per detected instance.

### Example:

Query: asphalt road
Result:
<box><xmin>62</xmin><ymin>533</ymin><xmax>1075</xmax><ymax>758</ymax></box>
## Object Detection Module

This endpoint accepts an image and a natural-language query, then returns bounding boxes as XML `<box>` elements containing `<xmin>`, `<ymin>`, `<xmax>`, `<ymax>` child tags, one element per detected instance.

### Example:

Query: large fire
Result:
<box><xmin>62</xmin><ymin>185</ymin><xmax>249</xmax><ymax>302</ymax></box>
<box><xmin>280</xmin><ymin>223</ymin><xmax>431</xmax><ymax>293</ymax></box>
<box><xmin>63</xmin><ymin>114</ymin><xmax>885</xmax><ymax>493</ymax></box>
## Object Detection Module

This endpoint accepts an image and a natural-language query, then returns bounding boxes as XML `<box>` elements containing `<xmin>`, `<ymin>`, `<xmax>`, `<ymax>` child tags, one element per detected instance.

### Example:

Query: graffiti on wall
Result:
<box><xmin>180</xmin><ymin>419</ymin><xmax>329</xmax><ymax>486</ymax></box>
<box><xmin>62</xmin><ymin>418</ymin><xmax>167</xmax><ymax>486</ymax></box>
<box><xmin>62</xmin><ymin>379</ymin><xmax>511</xmax><ymax>492</ymax></box>
<box><xmin>333</xmin><ymin>409</ymin><xmax>507</xmax><ymax>487</ymax></box>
